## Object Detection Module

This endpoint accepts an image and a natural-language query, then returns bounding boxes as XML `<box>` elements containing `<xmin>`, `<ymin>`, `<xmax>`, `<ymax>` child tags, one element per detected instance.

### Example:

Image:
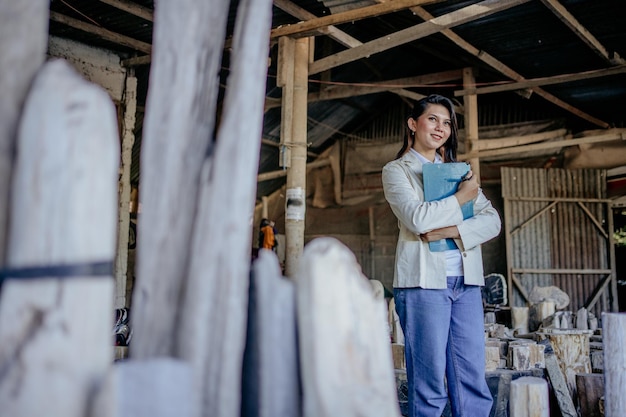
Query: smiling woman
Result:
<box><xmin>382</xmin><ymin>94</ymin><xmax>502</xmax><ymax>417</ymax></box>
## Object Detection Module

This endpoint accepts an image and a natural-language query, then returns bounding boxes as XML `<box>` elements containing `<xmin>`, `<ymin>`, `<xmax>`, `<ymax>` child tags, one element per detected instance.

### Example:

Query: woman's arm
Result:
<box><xmin>382</xmin><ymin>162</ymin><xmax>465</xmax><ymax>234</ymax></box>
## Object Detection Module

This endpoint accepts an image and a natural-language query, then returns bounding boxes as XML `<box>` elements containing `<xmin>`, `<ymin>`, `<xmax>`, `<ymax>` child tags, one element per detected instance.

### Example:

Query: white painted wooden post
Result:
<box><xmin>0</xmin><ymin>0</ymin><xmax>49</xmax><ymax>263</ymax></box>
<box><xmin>115</xmin><ymin>73</ymin><xmax>137</xmax><ymax>309</ymax></box>
<box><xmin>603</xmin><ymin>312</ymin><xmax>626</xmax><ymax>417</ymax></box>
<box><xmin>0</xmin><ymin>59</ymin><xmax>119</xmax><ymax>417</ymax></box>
<box><xmin>297</xmin><ymin>237</ymin><xmax>401</xmax><ymax>417</ymax></box>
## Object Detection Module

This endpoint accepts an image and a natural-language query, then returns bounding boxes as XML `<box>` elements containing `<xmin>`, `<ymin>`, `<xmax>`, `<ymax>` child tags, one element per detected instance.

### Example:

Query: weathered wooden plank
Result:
<box><xmin>576</xmin><ymin>373</ymin><xmax>604</xmax><ymax>417</ymax></box>
<box><xmin>541</xmin><ymin>341</ymin><xmax>577</xmax><ymax>417</ymax></box>
<box><xmin>0</xmin><ymin>59</ymin><xmax>119</xmax><ymax>417</ymax></box>
<box><xmin>0</xmin><ymin>0</ymin><xmax>49</xmax><ymax>264</ymax></box>
<box><xmin>242</xmin><ymin>250</ymin><xmax>300</xmax><ymax>417</ymax></box>
<box><xmin>130</xmin><ymin>0</ymin><xmax>231</xmax><ymax>358</ymax></box>
<box><xmin>174</xmin><ymin>0</ymin><xmax>274</xmax><ymax>416</ymax></box>
<box><xmin>297</xmin><ymin>237</ymin><xmax>401</xmax><ymax>417</ymax></box>
<box><xmin>509</xmin><ymin>377</ymin><xmax>550</xmax><ymax>417</ymax></box>
<box><xmin>603</xmin><ymin>313</ymin><xmax>626</xmax><ymax>417</ymax></box>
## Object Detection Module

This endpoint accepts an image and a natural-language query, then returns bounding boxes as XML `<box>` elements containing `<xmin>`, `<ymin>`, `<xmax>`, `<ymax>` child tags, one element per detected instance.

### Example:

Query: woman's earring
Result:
<box><xmin>410</xmin><ymin>130</ymin><xmax>415</xmax><ymax>136</ymax></box>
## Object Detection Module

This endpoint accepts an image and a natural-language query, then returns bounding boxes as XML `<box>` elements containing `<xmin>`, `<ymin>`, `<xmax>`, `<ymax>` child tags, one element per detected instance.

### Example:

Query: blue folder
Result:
<box><xmin>422</xmin><ymin>162</ymin><xmax>473</xmax><ymax>252</ymax></box>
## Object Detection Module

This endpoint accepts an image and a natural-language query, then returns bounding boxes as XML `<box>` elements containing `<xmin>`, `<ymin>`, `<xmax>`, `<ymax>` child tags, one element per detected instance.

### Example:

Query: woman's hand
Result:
<box><xmin>455</xmin><ymin>170</ymin><xmax>479</xmax><ymax>206</ymax></box>
<box><xmin>420</xmin><ymin>226</ymin><xmax>460</xmax><ymax>242</ymax></box>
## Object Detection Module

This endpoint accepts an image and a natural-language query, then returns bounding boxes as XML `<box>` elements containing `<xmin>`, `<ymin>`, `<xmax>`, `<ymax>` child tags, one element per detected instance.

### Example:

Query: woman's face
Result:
<box><xmin>407</xmin><ymin>103</ymin><xmax>452</xmax><ymax>160</ymax></box>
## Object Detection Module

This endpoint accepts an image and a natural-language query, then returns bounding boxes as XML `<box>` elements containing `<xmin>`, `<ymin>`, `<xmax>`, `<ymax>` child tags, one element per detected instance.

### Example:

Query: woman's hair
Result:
<box><xmin>394</xmin><ymin>94</ymin><xmax>459</xmax><ymax>162</ymax></box>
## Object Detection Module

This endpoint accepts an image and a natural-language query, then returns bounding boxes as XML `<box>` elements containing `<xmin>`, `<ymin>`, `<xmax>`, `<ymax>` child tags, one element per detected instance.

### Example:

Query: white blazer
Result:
<box><xmin>382</xmin><ymin>150</ymin><xmax>501</xmax><ymax>289</ymax></box>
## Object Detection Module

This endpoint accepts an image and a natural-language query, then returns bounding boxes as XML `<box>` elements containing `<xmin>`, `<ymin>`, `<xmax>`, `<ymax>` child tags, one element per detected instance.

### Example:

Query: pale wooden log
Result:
<box><xmin>92</xmin><ymin>358</ymin><xmax>195</xmax><ymax>417</ymax></box>
<box><xmin>0</xmin><ymin>59</ymin><xmax>119</xmax><ymax>417</ymax></box>
<box><xmin>576</xmin><ymin>373</ymin><xmax>604</xmax><ymax>417</ymax></box>
<box><xmin>297</xmin><ymin>237</ymin><xmax>401</xmax><ymax>417</ymax></box>
<box><xmin>175</xmin><ymin>1</ymin><xmax>274</xmax><ymax>417</ymax></box>
<box><xmin>512</xmin><ymin>306</ymin><xmax>529</xmax><ymax>334</ymax></box>
<box><xmin>509</xmin><ymin>376</ymin><xmax>550</xmax><ymax>417</ymax></box>
<box><xmin>388</xmin><ymin>297</ymin><xmax>404</xmax><ymax>345</ymax></box>
<box><xmin>0</xmin><ymin>0</ymin><xmax>49</xmax><ymax>264</ymax></box>
<box><xmin>131</xmin><ymin>0</ymin><xmax>231</xmax><ymax>358</ymax></box>
<box><xmin>602</xmin><ymin>313</ymin><xmax>626</xmax><ymax>417</ymax></box>
<box><xmin>242</xmin><ymin>250</ymin><xmax>300</xmax><ymax>417</ymax></box>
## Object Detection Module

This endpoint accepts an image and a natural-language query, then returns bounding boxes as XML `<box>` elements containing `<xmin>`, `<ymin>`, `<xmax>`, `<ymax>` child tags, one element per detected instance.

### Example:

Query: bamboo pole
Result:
<box><xmin>284</xmin><ymin>37</ymin><xmax>309</xmax><ymax>277</ymax></box>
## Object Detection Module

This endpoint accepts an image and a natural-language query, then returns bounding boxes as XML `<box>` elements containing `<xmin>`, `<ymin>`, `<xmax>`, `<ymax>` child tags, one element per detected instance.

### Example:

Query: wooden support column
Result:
<box><xmin>462</xmin><ymin>67</ymin><xmax>480</xmax><ymax>179</ymax></box>
<box><xmin>283</xmin><ymin>37</ymin><xmax>309</xmax><ymax>277</ymax></box>
<box><xmin>115</xmin><ymin>72</ymin><xmax>137</xmax><ymax>308</ymax></box>
<box><xmin>603</xmin><ymin>312</ymin><xmax>626</xmax><ymax>417</ymax></box>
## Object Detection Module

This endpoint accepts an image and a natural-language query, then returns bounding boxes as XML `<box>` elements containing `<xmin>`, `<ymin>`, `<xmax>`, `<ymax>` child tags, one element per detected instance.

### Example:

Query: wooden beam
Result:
<box><xmin>271</xmin><ymin>0</ymin><xmax>440</xmax><ymax>39</ymax></box>
<box><xmin>273</xmin><ymin>0</ymin><xmax>362</xmax><ymax>48</ymax></box>
<box><xmin>540</xmin><ymin>0</ymin><xmax>623</xmax><ymax>65</ymax></box>
<box><xmin>257</xmin><ymin>158</ymin><xmax>331</xmax><ymax>182</ymax></box>
<box><xmin>49</xmin><ymin>11</ymin><xmax>152</xmax><ymax>53</ymax></box>
<box><xmin>311</xmin><ymin>69</ymin><xmax>463</xmax><ymax>101</ymax></box>
<box><xmin>309</xmin><ymin>0</ymin><xmax>531</xmax><ymax>75</ymax></box>
<box><xmin>455</xmin><ymin>64</ymin><xmax>626</xmax><ymax>96</ymax></box>
<box><xmin>121</xmin><ymin>55</ymin><xmax>151</xmax><ymax>67</ymax></box>
<box><xmin>408</xmin><ymin>5</ymin><xmax>610</xmax><ymax>128</ymax></box>
<box><xmin>459</xmin><ymin>129</ymin><xmax>626</xmax><ymax>160</ymax></box>
<box><xmin>474</xmin><ymin>129</ymin><xmax>567</xmax><ymax>151</ymax></box>
<box><xmin>97</xmin><ymin>0</ymin><xmax>153</xmax><ymax>22</ymax></box>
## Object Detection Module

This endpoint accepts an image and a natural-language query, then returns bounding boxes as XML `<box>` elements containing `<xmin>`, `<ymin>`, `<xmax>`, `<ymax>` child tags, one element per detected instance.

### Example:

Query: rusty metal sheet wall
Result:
<box><xmin>502</xmin><ymin>167</ymin><xmax>615</xmax><ymax>318</ymax></box>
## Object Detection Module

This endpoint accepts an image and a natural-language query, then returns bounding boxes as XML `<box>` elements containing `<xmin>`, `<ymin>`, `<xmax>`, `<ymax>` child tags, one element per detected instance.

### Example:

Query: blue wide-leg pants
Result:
<box><xmin>394</xmin><ymin>276</ymin><xmax>493</xmax><ymax>417</ymax></box>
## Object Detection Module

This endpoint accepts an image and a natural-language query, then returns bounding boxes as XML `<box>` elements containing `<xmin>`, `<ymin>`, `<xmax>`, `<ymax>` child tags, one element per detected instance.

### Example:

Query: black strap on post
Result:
<box><xmin>0</xmin><ymin>260</ymin><xmax>113</xmax><ymax>284</ymax></box>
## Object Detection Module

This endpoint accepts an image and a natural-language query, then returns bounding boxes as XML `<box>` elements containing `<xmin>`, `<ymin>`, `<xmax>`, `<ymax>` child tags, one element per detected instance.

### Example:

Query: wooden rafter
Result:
<box><xmin>459</xmin><ymin>128</ymin><xmax>626</xmax><ymax>160</ymax></box>
<box><xmin>50</xmin><ymin>11</ymin><xmax>151</xmax><ymax>53</ymax></box>
<box><xmin>454</xmin><ymin>64</ymin><xmax>626</xmax><ymax>97</ymax></box>
<box><xmin>407</xmin><ymin>5</ymin><xmax>610</xmax><ymax>128</ymax></box>
<box><xmin>96</xmin><ymin>0</ymin><xmax>153</xmax><ymax>22</ymax></box>
<box><xmin>270</xmin><ymin>0</ymin><xmax>440</xmax><ymax>39</ymax></box>
<box><xmin>540</xmin><ymin>0</ymin><xmax>624</xmax><ymax>65</ymax></box>
<box><xmin>273</xmin><ymin>0</ymin><xmax>362</xmax><ymax>48</ymax></box>
<box><xmin>309</xmin><ymin>0</ymin><xmax>531</xmax><ymax>75</ymax></box>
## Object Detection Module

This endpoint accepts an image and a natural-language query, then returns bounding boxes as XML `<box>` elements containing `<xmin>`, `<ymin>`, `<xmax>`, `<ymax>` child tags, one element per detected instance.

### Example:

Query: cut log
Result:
<box><xmin>0</xmin><ymin>59</ymin><xmax>119</xmax><ymax>417</ymax></box>
<box><xmin>0</xmin><ymin>0</ymin><xmax>49</xmax><ymax>263</ymax></box>
<box><xmin>509</xmin><ymin>376</ymin><xmax>550</xmax><ymax>417</ymax></box>
<box><xmin>602</xmin><ymin>312</ymin><xmax>626</xmax><ymax>417</ymax></box>
<box><xmin>297</xmin><ymin>237</ymin><xmax>401</xmax><ymax>417</ymax></box>
<box><xmin>242</xmin><ymin>250</ymin><xmax>300</xmax><ymax>417</ymax></box>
